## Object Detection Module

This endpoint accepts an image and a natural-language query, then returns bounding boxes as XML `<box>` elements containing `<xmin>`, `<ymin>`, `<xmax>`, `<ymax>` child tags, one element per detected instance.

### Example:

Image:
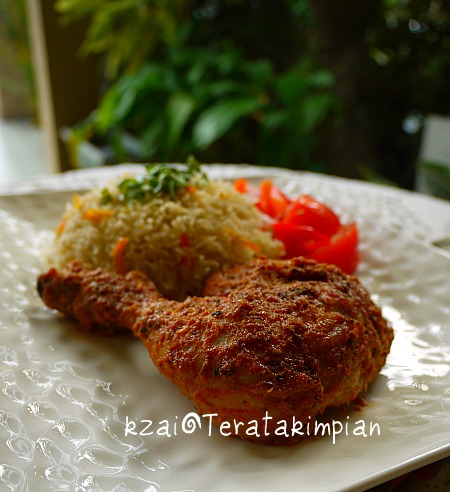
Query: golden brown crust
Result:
<box><xmin>37</xmin><ymin>257</ymin><xmax>393</xmax><ymax>445</ymax></box>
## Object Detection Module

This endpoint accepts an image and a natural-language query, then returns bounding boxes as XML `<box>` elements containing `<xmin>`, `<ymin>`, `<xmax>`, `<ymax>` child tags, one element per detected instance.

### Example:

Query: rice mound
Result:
<box><xmin>47</xmin><ymin>176</ymin><xmax>283</xmax><ymax>300</ymax></box>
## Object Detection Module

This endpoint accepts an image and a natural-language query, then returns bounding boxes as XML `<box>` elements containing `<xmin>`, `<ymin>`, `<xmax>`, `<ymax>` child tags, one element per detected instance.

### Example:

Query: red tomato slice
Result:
<box><xmin>257</xmin><ymin>180</ymin><xmax>291</xmax><ymax>219</ymax></box>
<box><xmin>272</xmin><ymin>222</ymin><xmax>330</xmax><ymax>258</ymax></box>
<box><xmin>282</xmin><ymin>195</ymin><xmax>341</xmax><ymax>236</ymax></box>
<box><xmin>235</xmin><ymin>177</ymin><xmax>359</xmax><ymax>274</ymax></box>
<box><xmin>307</xmin><ymin>223</ymin><xmax>359</xmax><ymax>274</ymax></box>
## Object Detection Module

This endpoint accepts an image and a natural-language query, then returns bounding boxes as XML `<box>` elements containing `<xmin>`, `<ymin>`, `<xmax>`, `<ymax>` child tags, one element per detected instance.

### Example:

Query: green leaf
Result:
<box><xmin>140</xmin><ymin>119</ymin><xmax>165</xmax><ymax>157</ymax></box>
<box><xmin>110</xmin><ymin>85</ymin><xmax>136</xmax><ymax>122</ymax></box>
<box><xmin>417</xmin><ymin>160</ymin><xmax>450</xmax><ymax>199</ymax></box>
<box><xmin>297</xmin><ymin>93</ymin><xmax>337</xmax><ymax>134</ymax></box>
<box><xmin>201</xmin><ymin>80</ymin><xmax>250</xmax><ymax>99</ymax></box>
<box><xmin>275</xmin><ymin>68</ymin><xmax>310</xmax><ymax>105</ymax></box>
<box><xmin>95</xmin><ymin>85</ymin><xmax>122</xmax><ymax>132</ymax></box>
<box><xmin>275</xmin><ymin>61</ymin><xmax>334</xmax><ymax>105</ymax></box>
<box><xmin>260</xmin><ymin>109</ymin><xmax>288</xmax><ymax>131</ymax></box>
<box><xmin>164</xmin><ymin>92</ymin><xmax>196</xmax><ymax>158</ymax></box>
<box><xmin>244</xmin><ymin>59</ymin><xmax>274</xmax><ymax>85</ymax></box>
<box><xmin>94</xmin><ymin>63</ymin><xmax>172</xmax><ymax>132</ymax></box>
<box><xmin>308</xmin><ymin>69</ymin><xmax>334</xmax><ymax>89</ymax></box>
<box><xmin>192</xmin><ymin>97</ymin><xmax>262</xmax><ymax>150</ymax></box>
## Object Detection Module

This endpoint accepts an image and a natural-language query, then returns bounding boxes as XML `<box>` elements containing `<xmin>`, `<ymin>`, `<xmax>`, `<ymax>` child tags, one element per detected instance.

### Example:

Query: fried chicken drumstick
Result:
<box><xmin>37</xmin><ymin>257</ymin><xmax>393</xmax><ymax>445</ymax></box>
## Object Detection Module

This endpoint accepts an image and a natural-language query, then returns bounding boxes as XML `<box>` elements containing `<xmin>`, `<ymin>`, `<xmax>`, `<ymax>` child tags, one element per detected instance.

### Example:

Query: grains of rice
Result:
<box><xmin>47</xmin><ymin>176</ymin><xmax>283</xmax><ymax>300</ymax></box>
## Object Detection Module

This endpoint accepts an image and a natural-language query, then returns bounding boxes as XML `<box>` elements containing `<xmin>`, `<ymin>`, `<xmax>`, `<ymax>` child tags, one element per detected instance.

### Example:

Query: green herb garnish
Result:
<box><xmin>103</xmin><ymin>157</ymin><xmax>208</xmax><ymax>203</ymax></box>
<box><xmin>100</xmin><ymin>187</ymin><xmax>113</xmax><ymax>204</ymax></box>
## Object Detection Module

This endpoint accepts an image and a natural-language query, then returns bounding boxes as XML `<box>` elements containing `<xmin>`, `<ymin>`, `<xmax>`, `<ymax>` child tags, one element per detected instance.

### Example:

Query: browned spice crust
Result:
<box><xmin>37</xmin><ymin>257</ymin><xmax>393</xmax><ymax>445</ymax></box>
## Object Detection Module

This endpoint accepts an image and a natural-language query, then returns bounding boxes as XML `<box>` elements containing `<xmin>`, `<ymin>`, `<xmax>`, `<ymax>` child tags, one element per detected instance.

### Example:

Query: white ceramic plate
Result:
<box><xmin>1</xmin><ymin>166</ymin><xmax>449</xmax><ymax>492</ymax></box>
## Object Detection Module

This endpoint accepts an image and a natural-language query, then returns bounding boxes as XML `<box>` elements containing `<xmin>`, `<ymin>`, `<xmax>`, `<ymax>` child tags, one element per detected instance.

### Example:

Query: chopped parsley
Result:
<box><xmin>101</xmin><ymin>157</ymin><xmax>208</xmax><ymax>203</ymax></box>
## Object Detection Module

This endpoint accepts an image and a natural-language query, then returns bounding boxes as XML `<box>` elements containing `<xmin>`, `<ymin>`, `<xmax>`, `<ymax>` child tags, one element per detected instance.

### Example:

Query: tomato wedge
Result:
<box><xmin>272</xmin><ymin>222</ymin><xmax>330</xmax><ymax>258</ymax></box>
<box><xmin>282</xmin><ymin>195</ymin><xmax>341</xmax><ymax>236</ymax></box>
<box><xmin>234</xmin><ymin>178</ymin><xmax>360</xmax><ymax>274</ymax></box>
<box><xmin>257</xmin><ymin>180</ymin><xmax>290</xmax><ymax>219</ymax></box>
<box><xmin>307</xmin><ymin>223</ymin><xmax>359</xmax><ymax>274</ymax></box>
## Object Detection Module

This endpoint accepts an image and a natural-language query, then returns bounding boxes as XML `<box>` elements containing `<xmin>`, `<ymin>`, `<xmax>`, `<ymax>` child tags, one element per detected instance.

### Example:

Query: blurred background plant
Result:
<box><xmin>0</xmin><ymin>0</ymin><xmax>36</xmax><ymax>118</ymax></box>
<box><xmin>38</xmin><ymin>1</ymin><xmax>450</xmax><ymax>192</ymax></box>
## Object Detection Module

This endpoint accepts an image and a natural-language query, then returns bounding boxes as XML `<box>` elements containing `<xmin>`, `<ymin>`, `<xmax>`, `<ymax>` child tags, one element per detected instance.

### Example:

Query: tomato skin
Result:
<box><xmin>272</xmin><ymin>222</ymin><xmax>330</xmax><ymax>258</ymax></box>
<box><xmin>282</xmin><ymin>195</ymin><xmax>341</xmax><ymax>236</ymax></box>
<box><xmin>257</xmin><ymin>180</ymin><xmax>291</xmax><ymax>219</ymax></box>
<box><xmin>237</xmin><ymin>178</ymin><xmax>360</xmax><ymax>274</ymax></box>
<box><xmin>307</xmin><ymin>223</ymin><xmax>359</xmax><ymax>274</ymax></box>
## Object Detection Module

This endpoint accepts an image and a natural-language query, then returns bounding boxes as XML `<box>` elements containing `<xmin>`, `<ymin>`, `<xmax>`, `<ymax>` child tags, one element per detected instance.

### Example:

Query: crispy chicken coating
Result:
<box><xmin>37</xmin><ymin>257</ymin><xmax>393</xmax><ymax>445</ymax></box>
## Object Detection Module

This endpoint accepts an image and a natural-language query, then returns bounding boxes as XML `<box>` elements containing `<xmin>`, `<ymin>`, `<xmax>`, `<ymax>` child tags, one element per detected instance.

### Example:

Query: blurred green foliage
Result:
<box><xmin>367</xmin><ymin>0</ymin><xmax>450</xmax><ymax>116</ymax></box>
<box><xmin>56</xmin><ymin>0</ymin><xmax>187</xmax><ymax>80</ymax></box>
<box><xmin>416</xmin><ymin>160</ymin><xmax>450</xmax><ymax>199</ymax></box>
<box><xmin>59</xmin><ymin>0</ymin><xmax>338</xmax><ymax>170</ymax></box>
<box><xmin>57</xmin><ymin>0</ymin><xmax>450</xmax><ymax>189</ymax></box>
<box><xmin>68</xmin><ymin>47</ymin><xmax>338</xmax><ymax>167</ymax></box>
<box><xmin>0</xmin><ymin>0</ymin><xmax>36</xmax><ymax>114</ymax></box>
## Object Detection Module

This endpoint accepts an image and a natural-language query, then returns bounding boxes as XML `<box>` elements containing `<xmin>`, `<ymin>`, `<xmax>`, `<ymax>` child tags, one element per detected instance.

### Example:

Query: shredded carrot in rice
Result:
<box><xmin>223</xmin><ymin>227</ymin><xmax>261</xmax><ymax>253</ymax></box>
<box><xmin>240</xmin><ymin>237</ymin><xmax>261</xmax><ymax>253</ymax></box>
<box><xmin>185</xmin><ymin>185</ymin><xmax>197</xmax><ymax>195</ymax></box>
<box><xmin>83</xmin><ymin>208</ymin><xmax>115</xmax><ymax>223</ymax></box>
<box><xmin>112</xmin><ymin>237</ymin><xmax>129</xmax><ymax>274</ymax></box>
<box><xmin>72</xmin><ymin>194</ymin><xmax>82</xmax><ymax>209</ymax></box>
<box><xmin>233</xmin><ymin>178</ymin><xmax>248</xmax><ymax>194</ymax></box>
<box><xmin>49</xmin><ymin>177</ymin><xmax>282</xmax><ymax>301</ymax></box>
<box><xmin>55</xmin><ymin>215</ymin><xmax>68</xmax><ymax>235</ymax></box>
